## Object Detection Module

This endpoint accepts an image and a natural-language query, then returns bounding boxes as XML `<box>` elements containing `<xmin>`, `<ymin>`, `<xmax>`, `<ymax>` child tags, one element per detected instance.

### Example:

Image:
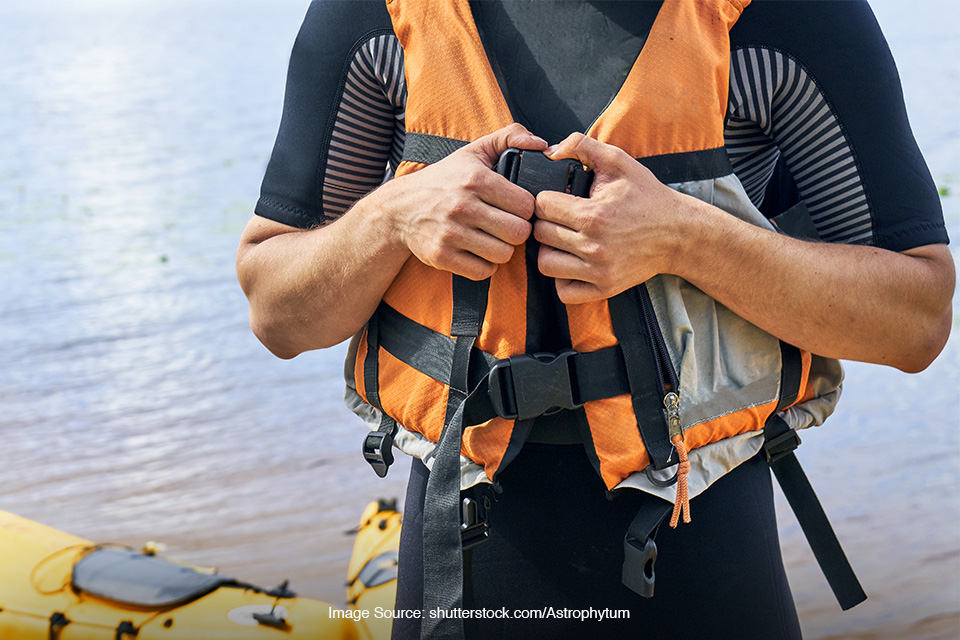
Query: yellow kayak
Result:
<box><xmin>0</xmin><ymin>503</ymin><xmax>402</xmax><ymax>640</ymax></box>
<box><xmin>345</xmin><ymin>500</ymin><xmax>403</xmax><ymax>640</ymax></box>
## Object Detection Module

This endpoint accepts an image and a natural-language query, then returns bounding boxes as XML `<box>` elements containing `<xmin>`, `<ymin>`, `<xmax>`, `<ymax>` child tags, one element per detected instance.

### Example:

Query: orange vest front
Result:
<box><xmin>354</xmin><ymin>0</ymin><xmax>813</xmax><ymax>490</ymax></box>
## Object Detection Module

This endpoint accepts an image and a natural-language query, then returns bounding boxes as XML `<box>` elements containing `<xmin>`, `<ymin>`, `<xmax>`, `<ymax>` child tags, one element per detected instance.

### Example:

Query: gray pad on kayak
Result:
<box><xmin>72</xmin><ymin>547</ymin><xmax>234</xmax><ymax>608</ymax></box>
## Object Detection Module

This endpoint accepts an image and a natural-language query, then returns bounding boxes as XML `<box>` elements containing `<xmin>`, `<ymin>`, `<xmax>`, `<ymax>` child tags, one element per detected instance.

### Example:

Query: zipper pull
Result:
<box><xmin>663</xmin><ymin>392</ymin><xmax>682</xmax><ymax>439</ymax></box>
<box><xmin>663</xmin><ymin>392</ymin><xmax>691</xmax><ymax>527</ymax></box>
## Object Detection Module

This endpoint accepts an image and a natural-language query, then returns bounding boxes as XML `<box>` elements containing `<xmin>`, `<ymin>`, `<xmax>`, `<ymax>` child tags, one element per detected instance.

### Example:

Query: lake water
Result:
<box><xmin>0</xmin><ymin>1</ymin><xmax>957</xmax><ymax>638</ymax></box>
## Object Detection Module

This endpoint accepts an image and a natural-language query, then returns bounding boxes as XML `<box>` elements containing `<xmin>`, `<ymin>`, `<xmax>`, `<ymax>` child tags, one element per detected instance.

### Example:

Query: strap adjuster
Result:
<box><xmin>763</xmin><ymin>427</ymin><xmax>802</xmax><ymax>463</ymax></box>
<box><xmin>495</xmin><ymin>148</ymin><xmax>593</xmax><ymax>197</ymax></box>
<box><xmin>488</xmin><ymin>350</ymin><xmax>583</xmax><ymax>421</ymax></box>
<box><xmin>363</xmin><ymin>429</ymin><xmax>395</xmax><ymax>478</ymax></box>
<box><xmin>461</xmin><ymin>497</ymin><xmax>490</xmax><ymax>550</ymax></box>
<box><xmin>622</xmin><ymin>535</ymin><xmax>658</xmax><ymax>598</ymax></box>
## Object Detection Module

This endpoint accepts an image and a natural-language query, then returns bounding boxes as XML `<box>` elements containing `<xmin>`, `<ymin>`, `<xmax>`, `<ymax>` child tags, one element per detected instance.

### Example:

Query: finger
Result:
<box><xmin>543</xmin><ymin>132</ymin><xmax>626</xmax><ymax>176</ymax></box>
<box><xmin>535</xmin><ymin>189</ymin><xmax>587</xmax><ymax>231</ymax></box>
<box><xmin>467</xmin><ymin>123</ymin><xmax>548</xmax><ymax>167</ymax></box>
<box><xmin>533</xmin><ymin>218</ymin><xmax>587</xmax><ymax>257</ymax></box>
<box><xmin>468</xmin><ymin>166</ymin><xmax>537</xmax><ymax>221</ymax></box>
<box><xmin>445</xmin><ymin>250</ymin><xmax>500</xmax><ymax>282</ymax></box>
<box><xmin>555</xmin><ymin>278</ymin><xmax>607</xmax><ymax>305</ymax></box>
<box><xmin>464</xmin><ymin>198</ymin><xmax>533</xmax><ymax>245</ymax></box>
<box><xmin>538</xmin><ymin>244</ymin><xmax>590</xmax><ymax>282</ymax></box>
<box><xmin>456</xmin><ymin>224</ymin><xmax>521</xmax><ymax>265</ymax></box>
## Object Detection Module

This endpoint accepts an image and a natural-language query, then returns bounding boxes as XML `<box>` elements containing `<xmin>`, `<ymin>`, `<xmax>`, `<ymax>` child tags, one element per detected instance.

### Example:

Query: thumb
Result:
<box><xmin>543</xmin><ymin>132</ymin><xmax>624</xmax><ymax>176</ymax></box>
<box><xmin>466</xmin><ymin>123</ymin><xmax>548</xmax><ymax>168</ymax></box>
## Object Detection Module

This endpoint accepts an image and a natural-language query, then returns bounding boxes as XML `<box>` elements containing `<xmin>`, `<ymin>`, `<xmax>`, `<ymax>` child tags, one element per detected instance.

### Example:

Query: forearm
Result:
<box><xmin>238</xmin><ymin>188</ymin><xmax>410</xmax><ymax>358</ymax></box>
<box><xmin>671</xmin><ymin>196</ymin><xmax>955</xmax><ymax>372</ymax></box>
<box><xmin>239</xmin><ymin>125</ymin><xmax>546</xmax><ymax>359</ymax></box>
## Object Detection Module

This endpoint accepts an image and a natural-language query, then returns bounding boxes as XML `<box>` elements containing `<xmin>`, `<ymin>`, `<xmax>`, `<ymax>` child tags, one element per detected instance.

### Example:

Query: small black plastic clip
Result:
<box><xmin>763</xmin><ymin>428</ymin><xmax>801</xmax><ymax>463</ymax></box>
<box><xmin>363</xmin><ymin>428</ymin><xmax>395</xmax><ymax>478</ymax></box>
<box><xmin>622</xmin><ymin>535</ymin><xmax>658</xmax><ymax>598</ymax></box>
<box><xmin>461</xmin><ymin>496</ymin><xmax>490</xmax><ymax>550</ymax></box>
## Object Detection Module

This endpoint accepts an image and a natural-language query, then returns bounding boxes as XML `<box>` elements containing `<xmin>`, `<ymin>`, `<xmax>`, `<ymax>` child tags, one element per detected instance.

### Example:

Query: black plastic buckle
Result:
<box><xmin>461</xmin><ymin>496</ymin><xmax>490</xmax><ymax>550</ymax></box>
<box><xmin>363</xmin><ymin>430</ymin><xmax>395</xmax><ymax>478</ymax></box>
<box><xmin>488</xmin><ymin>350</ymin><xmax>583</xmax><ymax>421</ymax></box>
<box><xmin>495</xmin><ymin>148</ymin><xmax>593</xmax><ymax>197</ymax></box>
<box><xmin>763</xmin><ymin>428</ymin><xmax>802</xmax><ymax>463</ymax></box>
<box><xmin>622</xmin><ymin>535</ymin><xmax>658</xmax><ymax>598</ymax></box>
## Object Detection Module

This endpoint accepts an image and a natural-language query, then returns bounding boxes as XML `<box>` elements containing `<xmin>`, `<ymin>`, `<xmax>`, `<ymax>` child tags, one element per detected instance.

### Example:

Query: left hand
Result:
<box><xmin>534</xmin><ymin>133</ymin><xmax>684</xmax><ymax>304</ymax></box>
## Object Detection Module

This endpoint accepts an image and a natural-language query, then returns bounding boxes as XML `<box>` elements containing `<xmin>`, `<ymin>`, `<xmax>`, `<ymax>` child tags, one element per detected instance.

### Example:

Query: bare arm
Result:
<box><xmin>237</xmin><ymin>124</ymin><xmax>546</xmax><ymax>358</ymax></box>
<box><xmin>534</xmin><ymin>134</ymin><xmax>954</xmax><ymax>373</ymax></box>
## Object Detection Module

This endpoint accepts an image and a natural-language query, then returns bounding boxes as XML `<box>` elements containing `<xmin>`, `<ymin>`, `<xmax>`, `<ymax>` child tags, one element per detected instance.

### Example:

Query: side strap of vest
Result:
<box><xmin>764</xmin><ymin>342</ymin><xmax>867</xmax><ymax>611</ymax></box>
<box><xmin>421</xmin><ymin>276</ymin><xmax>490</xmax><ymax>640</ymax></box>
<box><xmin>608</xmin><ymin>286</ymin><xmax>675</xmax><ymax>470</ymax></box>
<box><xmin>361</xmin><ymin>308</ymin><xmax>398</xmax><ymax>478</ymax></box>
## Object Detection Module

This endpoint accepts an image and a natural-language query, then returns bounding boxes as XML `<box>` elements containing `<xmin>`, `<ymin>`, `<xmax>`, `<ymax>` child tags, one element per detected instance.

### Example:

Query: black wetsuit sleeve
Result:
<box><xmin>255</xmin><ymin>0</ymin><xmax>395</xmax><ymax>229</ymax></box>
<box><xmin>730</xmin><ymin>0</ymin><xmax>948</xmax><ymax>252</ymax></box>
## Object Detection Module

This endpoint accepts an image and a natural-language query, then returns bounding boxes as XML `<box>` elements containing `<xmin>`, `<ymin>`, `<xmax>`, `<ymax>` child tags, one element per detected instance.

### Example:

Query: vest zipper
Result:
<box><xmin>638</xmin><ymin>283</ymin><xmax>692</xmax><ymax>525</ymax></box>
<box><xmin>637</xmin><ymin>283</ymin><xmax>680</xmax><ymax>405</ymax></box>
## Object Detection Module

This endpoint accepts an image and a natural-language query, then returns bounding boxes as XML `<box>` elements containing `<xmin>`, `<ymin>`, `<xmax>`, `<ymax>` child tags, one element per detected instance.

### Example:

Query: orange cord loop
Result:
<box><xmin>669</xmin><ymin>435</ymin><xmax>692</xmax><ymax>528</ymax></box>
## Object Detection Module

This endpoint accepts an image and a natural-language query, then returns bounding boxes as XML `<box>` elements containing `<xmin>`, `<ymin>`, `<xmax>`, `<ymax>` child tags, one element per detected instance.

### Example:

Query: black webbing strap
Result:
<box><xmin>622</xmin><ymin>496</ymin><xmax>673</xmax><ymax>598</ymax></box>
<box><xmin>403</xmin><ymin>132</ymin><xmax>469</xmax><ymax>165</ymax></box>
<box><xmin>375</xmin><ymin>302</ymin><xmax>632</xmax><ymax>426</ymax></box>
<box><xmin>362</xmin><ymin>309</ymin><xmax>398</xmax><ymax>478</ymax></box>
<box><xmin>765</xmin><ymin>343</ymin><xmax>867</xmax><ymax>611</ymax></box>
<box><xmin>607</xmin><ymin>286</ymin><xmax>674</xmax><ymax>470</ymax></box>
<box><xmin>421</xmin><ymin>276</ymin><xmax>489</xmax><ymax>640</ymax></box>
<box><xmin>636</xmin><ymin>147</ymin><xmax>734</xmax><ymax>184</ymax></box>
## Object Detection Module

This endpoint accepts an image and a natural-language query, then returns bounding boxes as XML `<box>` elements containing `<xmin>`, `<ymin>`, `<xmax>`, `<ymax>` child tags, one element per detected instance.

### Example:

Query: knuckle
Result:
<box><xmin>460</xmin><ymin>168</ymin><xmax>484</xmax><ymax>193</ymax></box>
<box><xmin>589</xmin><ymin>242</ymin><xmax>608</xmax><ymax>263</ymax></box>
<box><xmin>510</xmin><ymin>219</ymin><xmax>532</xmax><ymax>244</ymax></box>
<box><xmin>448</xmin><ymin>195</ymin><xmax>472</xmax><ymax>219</ymax></box>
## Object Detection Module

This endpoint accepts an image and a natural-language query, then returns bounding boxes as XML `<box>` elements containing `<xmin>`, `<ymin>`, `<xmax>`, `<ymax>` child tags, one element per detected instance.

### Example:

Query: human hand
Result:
<box><xmin>534</xmin><ymin>133</ymin><xmax>683</xmax><ymax>303</ymax></box>
<box><xmin>385</xmin><ymin>123</ymin><xmax>548</xmax><ymax>280</ymax></box>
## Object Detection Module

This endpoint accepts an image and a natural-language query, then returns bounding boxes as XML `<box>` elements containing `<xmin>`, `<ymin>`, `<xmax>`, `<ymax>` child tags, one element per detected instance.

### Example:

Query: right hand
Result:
<box><xmin>382</xmin><ymin>123</ymin><xmax>548</xmax><ymax>280</ymax></box>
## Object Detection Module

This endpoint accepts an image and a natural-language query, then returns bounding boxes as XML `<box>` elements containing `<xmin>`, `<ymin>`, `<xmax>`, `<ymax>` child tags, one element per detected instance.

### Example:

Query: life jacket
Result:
<box><xmin>350</xmin><ymin>0</ymin><xmax>841</xmax><ymax>496</ymax></box>
<box><xmin>344</xmin><ymin>0</ymin><xmax>864</xmax><ymax>627</ymax></box>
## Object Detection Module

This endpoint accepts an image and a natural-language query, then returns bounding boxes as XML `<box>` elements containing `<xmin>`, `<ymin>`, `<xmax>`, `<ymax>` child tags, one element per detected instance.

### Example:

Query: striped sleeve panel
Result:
<box><xmin>322</xmin><ymin>34</ymin><xmax>407</xmax><ymax>220</ymax></box>
<box><xmin>726</xmin><ymin>47</ymin><xmax>873</xmax><ymax>245</ymax></box>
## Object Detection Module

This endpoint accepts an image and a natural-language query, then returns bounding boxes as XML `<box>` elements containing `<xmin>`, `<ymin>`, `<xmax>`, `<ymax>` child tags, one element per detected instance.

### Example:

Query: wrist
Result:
<box><xmin>661</xmin><ymin>189</ymin><xmax>702</xmax><ymax>278</ymax></box>
<box><xmin>355</xmin><ymin>178</ymin><xmax>412</xmax><ymax>257</ymax></box>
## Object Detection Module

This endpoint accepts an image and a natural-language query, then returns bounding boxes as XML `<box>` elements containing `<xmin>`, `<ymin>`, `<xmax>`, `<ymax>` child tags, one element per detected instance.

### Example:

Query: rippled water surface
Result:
<box><xmin>1</xmin><ymin>1</ymin><xmax>957</xmax><ymax>637</ymax></box>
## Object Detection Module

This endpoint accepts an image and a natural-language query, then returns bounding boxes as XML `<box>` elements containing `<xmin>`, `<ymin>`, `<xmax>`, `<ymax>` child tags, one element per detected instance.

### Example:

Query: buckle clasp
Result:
<box><xmin>495</xmin><ymin>148</ymin><xmax>593</xmax><ymax>197</ymax></box>
<box><xmin>487</xmin><ymin>350</ymin><xmax>583</xmax><ymax>421</ymax></box>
